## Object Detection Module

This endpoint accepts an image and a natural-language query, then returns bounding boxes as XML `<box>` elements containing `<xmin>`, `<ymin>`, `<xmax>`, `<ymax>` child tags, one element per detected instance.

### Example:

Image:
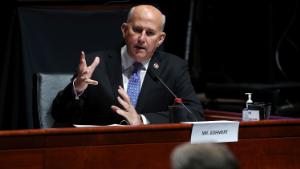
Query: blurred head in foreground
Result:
<box><xmin>171</xmin><ymin>143</ymin><xmax>239</xmax><ymax>169</ymax></box>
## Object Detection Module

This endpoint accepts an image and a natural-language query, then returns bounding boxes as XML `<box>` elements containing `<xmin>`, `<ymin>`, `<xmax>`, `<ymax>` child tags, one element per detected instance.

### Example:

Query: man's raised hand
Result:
<box><xmin>74</xmin><ymin>51</ymin><xmax>100</xmax><ymax>93</ymax></box>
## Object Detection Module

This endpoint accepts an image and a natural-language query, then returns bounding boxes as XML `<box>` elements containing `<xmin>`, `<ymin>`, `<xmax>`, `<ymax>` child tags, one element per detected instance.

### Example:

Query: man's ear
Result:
<box><xmin>157</xmin><ymin>32</ymin><xmax>166</xmax><ymax>47</ymax></box>
<box><xmin>121</xmin><ymin>23</ymin><xmax>128</xmax><ymax>38</ymax></box>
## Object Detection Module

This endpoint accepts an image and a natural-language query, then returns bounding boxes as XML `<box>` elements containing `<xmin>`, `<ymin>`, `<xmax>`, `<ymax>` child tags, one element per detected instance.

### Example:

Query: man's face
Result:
<box><xmin>121</xmin><ymin>13</ymin><xmax>166</xmax><ymax>62</ymax></box>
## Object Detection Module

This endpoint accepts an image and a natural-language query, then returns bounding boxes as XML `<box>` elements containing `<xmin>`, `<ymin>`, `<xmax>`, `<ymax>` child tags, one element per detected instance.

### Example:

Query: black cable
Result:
<box><xmin>274</xmin><ymin>0</ymin><xmax>298</xmax><ymax>80</ymax></box>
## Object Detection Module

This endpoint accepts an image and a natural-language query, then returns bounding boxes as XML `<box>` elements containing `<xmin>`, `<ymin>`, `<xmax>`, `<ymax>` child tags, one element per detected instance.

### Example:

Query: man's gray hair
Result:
<box><xmin>171</xmin><ymin>143</ymin><xmax>239</xmax><ymax>169</ymax></box>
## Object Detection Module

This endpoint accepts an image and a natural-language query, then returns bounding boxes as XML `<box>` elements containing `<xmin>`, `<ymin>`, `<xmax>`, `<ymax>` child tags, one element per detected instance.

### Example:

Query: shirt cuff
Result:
<box><xmin>140</xmin><ymin>114</ymin><xmax>150</xmax><ymax>124</ymax></box>
<box><xmin>73</xmin><ymin>78</ymin><xmax>84</xmax><ymax>100</ymax></box>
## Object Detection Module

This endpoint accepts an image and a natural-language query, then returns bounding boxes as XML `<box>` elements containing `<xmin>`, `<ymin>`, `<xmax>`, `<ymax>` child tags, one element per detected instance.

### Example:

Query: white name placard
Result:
<box><xmin>183</xmin><ymin>121</ymin><xmax>240</xmax><ymax>143</ymax></box>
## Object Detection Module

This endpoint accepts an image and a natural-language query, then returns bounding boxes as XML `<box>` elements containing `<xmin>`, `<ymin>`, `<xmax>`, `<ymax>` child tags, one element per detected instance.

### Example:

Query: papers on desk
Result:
<box><xmin>183</xmin><ymin>120</ymin><xmax>239</xmax><ymax>143</ymax></box>
<box><xmin>73</xmin><ymin>124</ymin><xmax>124</xmax><ymax>127</ymax></box>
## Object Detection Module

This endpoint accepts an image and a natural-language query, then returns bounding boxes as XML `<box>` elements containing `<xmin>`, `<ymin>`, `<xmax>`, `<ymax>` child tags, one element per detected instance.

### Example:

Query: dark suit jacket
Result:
<box><xmin>51</xmin><ymin>49</ymin><xmax>203</xmax><ymax>126</ymax></box>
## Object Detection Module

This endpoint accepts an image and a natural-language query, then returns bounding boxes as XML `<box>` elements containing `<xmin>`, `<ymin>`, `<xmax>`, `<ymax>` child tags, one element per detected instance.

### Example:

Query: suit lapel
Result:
<box><xmin>136</xmin><ymin>52</ymin><xmax>164</xmax><ymax>112</ymax></box>
<box><xmin>105</xmin><ymin>50</ymin><xmax>123</xmax><ymax>99</ymax></box>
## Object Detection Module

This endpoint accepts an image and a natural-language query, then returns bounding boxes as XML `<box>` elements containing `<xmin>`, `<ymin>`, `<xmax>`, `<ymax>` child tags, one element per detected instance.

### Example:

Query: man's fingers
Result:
<box><xmin>118</xmin><ymin>86</ymin><xmax>131</xmax><ymax>103</ymax></box>
<box><xmin>82</xmin><ymin>69</ymin><xmax>90</xmax><ymax>75</ymax></box>
<box><xmin>78</xmin><ymin>75</ymin><xmax>98</xmax><ymax>85</ymax></box>
<box><xmin>111</xmin><ymin>105</ymin><xmax>127</xmax><ymax>117</ymax></box>
<box><xmin>111</xmin><ymin>105</ymin><xmax>121</xmax><ymax>111</ymax></box>
<box><xmin>79</xmin><ymin>51</ymin><xmax>87</xmax><ymax>72</ymax></box>
<box><xmin>89</xmin><ymin>56</ymin><xmax>100</xmax><ymax>73</ymax></box>
<box><xmin>84</xmin><ymin>79</ymin><xmax>98</xmax><ymax>85</ymax></box>
<box><xmin>117</xmin><ymin>96</ymin><xmax>130</xmax><ymax>110</ymax></box>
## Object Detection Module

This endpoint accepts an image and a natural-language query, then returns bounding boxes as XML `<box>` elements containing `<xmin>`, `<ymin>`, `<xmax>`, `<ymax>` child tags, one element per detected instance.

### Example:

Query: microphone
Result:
<box><xmin>148</xmin><ymin>63</ymin><xmax>197</xmax><ymax>122</ymax></box>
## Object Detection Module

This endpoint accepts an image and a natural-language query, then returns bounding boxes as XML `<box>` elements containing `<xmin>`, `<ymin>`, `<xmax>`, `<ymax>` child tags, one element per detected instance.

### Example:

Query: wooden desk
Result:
<box><xmin>0</xmin><ymin>112</ymin><xmax>299</xmax><ymax>169</ymax></box>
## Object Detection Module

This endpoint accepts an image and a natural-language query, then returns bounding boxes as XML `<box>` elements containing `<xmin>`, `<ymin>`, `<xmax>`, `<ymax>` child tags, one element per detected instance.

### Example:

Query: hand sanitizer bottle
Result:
<box><xmin>245</xmin><ymin>93</ymin><xmax>253</xmax><ymax>108</ymax></box>
<box><xmin>242</xmin><ymin>93</ymin><xmax>260</xmax><ymax>121</ymax></box>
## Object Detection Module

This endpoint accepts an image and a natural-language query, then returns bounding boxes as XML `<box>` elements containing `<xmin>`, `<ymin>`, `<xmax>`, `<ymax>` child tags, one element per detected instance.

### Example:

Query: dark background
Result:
<box><xmin>1</xmin><ymin>0</ymin><xmax>299</xmax><ymax>129</ymax></box>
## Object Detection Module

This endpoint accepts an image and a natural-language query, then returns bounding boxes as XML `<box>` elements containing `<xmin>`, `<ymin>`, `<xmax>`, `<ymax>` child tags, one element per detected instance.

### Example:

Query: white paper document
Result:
<box><xmin>183</xmin><ymin>120</ymin><xmax>240</xmax><ymax>143</ymax></box>
<box><xmin>73</xmin><ymin>124</ymin><xmax>124</xmax><ymax>128</ymax></box>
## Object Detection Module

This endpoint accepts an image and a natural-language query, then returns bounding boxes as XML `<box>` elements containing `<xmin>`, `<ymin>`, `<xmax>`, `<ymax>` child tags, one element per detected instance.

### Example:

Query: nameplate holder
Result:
<box><xmin>183</xmin><ymin>121</ymin><xmax>239</xmax><ymax>143</ymax></box>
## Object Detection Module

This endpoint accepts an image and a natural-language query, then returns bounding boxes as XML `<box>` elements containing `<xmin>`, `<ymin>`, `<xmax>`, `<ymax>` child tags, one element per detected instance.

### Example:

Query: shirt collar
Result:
<box><xmin>121</xmin><ymin>45</ymin><xmax>150</xmax><ymax>72</ymax></box>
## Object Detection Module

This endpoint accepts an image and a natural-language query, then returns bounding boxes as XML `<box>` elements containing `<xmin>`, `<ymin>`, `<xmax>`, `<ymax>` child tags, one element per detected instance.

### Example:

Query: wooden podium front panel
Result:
<box><xmin>44</xmin><ymin>143</ymin><xmax>178</xmax><ymax>169</ymax></box>
<box><xmin>1</xmin><ymin>116</ymin><xmax>300</xmax><ymax>169</ymax></box>
<box><xmin>0</xmin><ymin>149</ymin><xmax>43</xmax><ymax>169</ymax></box>
<box><xmin>205</xmin><ymin>109</ymin><xmax>300</xmax><ymax>169</ymax></box>
<box><xmin>230</xmin><ymin>119</ymin><xmax>300</xmax><ymax>169</ymax></box>
<box><xmin>42</xmin><ymin>125</ymin><xmax>191</xmax><ymax>169</ymax></box>
<box><xmin>0</xmin><ymin>124</ymin><xmax>191</xmax><ymax>169</ymax></box>
<box><xmin>0</xmin><ymin>130</ymin><xmax>45</xmax><ymax>169</ymax></box>
<box><xmin>229</xmin><ymin>138</ymin><xmax>300</xmax><ymax>169</ymax></box>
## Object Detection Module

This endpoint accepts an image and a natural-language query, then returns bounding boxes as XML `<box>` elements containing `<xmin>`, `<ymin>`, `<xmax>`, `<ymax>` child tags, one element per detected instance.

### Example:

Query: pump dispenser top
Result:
<box><xmin>245</xmin><ymin>93</ymin><xmax>253</xmax><ymax>108</ymax></box>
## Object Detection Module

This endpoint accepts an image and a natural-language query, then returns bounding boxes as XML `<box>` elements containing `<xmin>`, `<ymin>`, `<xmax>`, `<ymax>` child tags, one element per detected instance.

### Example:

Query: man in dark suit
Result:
<box><xmin>51</xmin><ymin>4</ymin><xmax>203</xmax><ymax>126</ymax></box>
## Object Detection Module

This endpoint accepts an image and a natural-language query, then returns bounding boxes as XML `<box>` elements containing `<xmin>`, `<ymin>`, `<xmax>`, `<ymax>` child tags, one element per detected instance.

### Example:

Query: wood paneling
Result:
<box><xmin>0</xmin><ymin>111</ymin><xmax>300</xmax><ymax>169</ymax></box>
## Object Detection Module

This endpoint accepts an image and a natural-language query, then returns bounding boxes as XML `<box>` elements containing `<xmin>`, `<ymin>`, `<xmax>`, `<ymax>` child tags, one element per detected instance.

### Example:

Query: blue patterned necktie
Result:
<box><xmin>127</xmin><ymin>62</ymin><xmax>142</xmax><ymax>107</ymax></box>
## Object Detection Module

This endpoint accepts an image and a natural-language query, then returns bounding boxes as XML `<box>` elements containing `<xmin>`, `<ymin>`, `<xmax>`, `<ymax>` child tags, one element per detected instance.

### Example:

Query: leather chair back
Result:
<box><xmin>33</xmin><ymin>73</ymin><xmax>73</xmax><ymax>128</ymax></box>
